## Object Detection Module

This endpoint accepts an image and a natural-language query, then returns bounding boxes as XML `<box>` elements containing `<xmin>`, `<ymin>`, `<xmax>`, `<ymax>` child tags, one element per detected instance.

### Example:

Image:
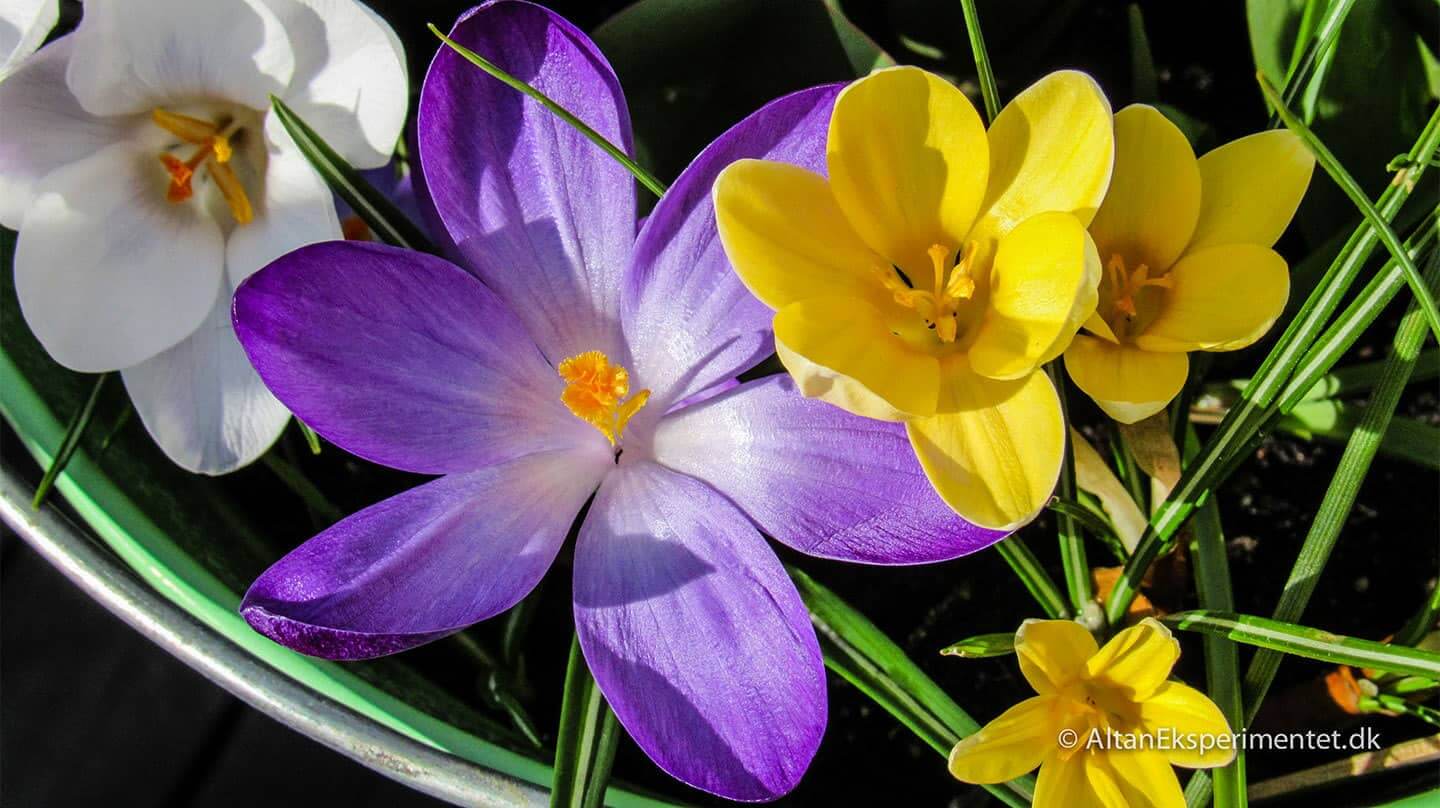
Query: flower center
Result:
<box><xmin>872</xmin><ymin>241</ymin><xmax>979</xmax><ymax>344</ymax></box>
<box><xmin>1103</xmin><ymin>253</ymin><xmax>1172</xmax><ymax>336</ymax></box>
<box><xmin>558</xmin><ymin>351</ymin><xmax>650</xmax><ymax>448</ymax></box>
<box><xmin>152</xmin><ymin>108</ymin><xmax>254</xmax><ymax>225</ymax></box>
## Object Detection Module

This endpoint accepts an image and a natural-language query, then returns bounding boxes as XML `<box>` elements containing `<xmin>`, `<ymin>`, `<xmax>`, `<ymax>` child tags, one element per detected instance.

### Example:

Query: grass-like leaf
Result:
<box><xmin>31</xmin><ymin>372</ymin><xmax>107</xmax><ymax>509</ymax></box>
<box><xmin>1163</xmin><ymin>611</ymin><xmax>1440</xmax><ymax>681</ymax></box>
<box><xmin>551</xmin><ymin>635</ymin><xmax>620</xmax><ymax>808</ymax></box>
<box><xmin>789</xmin><ymin>565</ymin><xmax>1035</xmax><ymax>807</ymax></box>
<box><xmin>958</xmin><ymin>0</ymin><xmax>1001</xmax><ymax>122</ymax></box>
<box><xmin>995</xmin><ymin>536</ymin><xmax>1072</xmax><ymax>620</ymax></box>
<box><xmin>269</xmin><ymin>96</ymin><xmax>436</xmax><ymax>253</ymax></box>
<box><xmin>939</xmin><ymin>632</ymin><xmax>1016</xmax><ymax>659</ymax></box>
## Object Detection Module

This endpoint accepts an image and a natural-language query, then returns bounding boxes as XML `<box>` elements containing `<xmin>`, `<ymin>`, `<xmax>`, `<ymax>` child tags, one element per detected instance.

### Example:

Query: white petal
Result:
<box><xmin>15</xmin><ymin>141</ymin><xmax>224</xmax><ymax>372</ymax></box>
<box><xmin>226</xmin><ymin>125</ymin><xmax>340</xmax><ymax>287</ymax></box>
<box><xmin>0</xmin><ymin>37</ymin><xmax>141</xmax><ymax>227</ymax></box>
<box><xmin>261</xmin><ymin>0</ymin><xmax>406</xmax><ymax>168</ymax></box>
<box><xmin>0</xmin><ymin>0</ymin><xmax>57</xmax><ymax>76</ymax></box>
<box><xmin>123</xmin><ymin>289</ymin><xmax>289</xmax><ymax>474</ymax></box>
<box><xmin>66</xmin><ymin>0</ymin><xmax>295</xmax><ymax>116</ymax></box>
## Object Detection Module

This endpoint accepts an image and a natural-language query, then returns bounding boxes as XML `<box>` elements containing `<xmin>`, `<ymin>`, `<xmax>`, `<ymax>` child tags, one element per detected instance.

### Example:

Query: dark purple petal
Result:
<box><xmin>243</xmin><ymin>451</ymin><xmax>607</xmax><ymax>660</ymax></box>
<box><xmin>621</xmin><ymin>84</ymin><xmax>842</xmax><ymax>410</ymax></box>
<box><xmin>653</xmin><ymin>376</ymin><xmax>1007</xmax><ymax>564</ymax></box>
<box><xmin>418</xmin><ymin>0</ymin><xmax>635</xmax><ymax>364</ymax></box>
<box><xmin>574</xmin><ymin>461</ymin><xmax>825</xmax><ymax>801</ymax></box>
<box><xmin>234</xmin><ymin>240</ymin><xmax>600</xmax><ymax>475</ymax></box>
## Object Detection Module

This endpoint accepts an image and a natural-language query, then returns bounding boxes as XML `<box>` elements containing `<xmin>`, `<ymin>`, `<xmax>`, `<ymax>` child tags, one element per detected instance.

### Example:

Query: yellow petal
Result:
<box><xmin>968</xmin><ymin>211</ymin><xmax>1101</xmax><ymax>380</ymax></box>
<box><xmin>826</xmin><ymin>66</ymin><xmax>989</xmax><ymax>276</ymax></box>
<box><xmin>1083</xmin><ymin>309</ymin><xmax>1120</xmax><ymax>343</ymax></box>
<box><xmin>1070</xmin><ymin>428</ymin><xmax>1148</xmax><ymax>553</ymax></box>
<box><xmin>1015</xmin><ymin>619</ymin><xmax>1099</xmax><ymax>694</ymax></box>
<box><xmin>1139</xmin><ymin>681</ymin><xmax>1236</xmax><ymax>769</ymax></box>
<box><xmin>969</xmin><ymin>70</ymin><xmax>1114</xmax><ymax>259</ymax></box>
<box><xmin>1084</xmin><ymin>618</ymin><xmax>1179</xmax><ymax>702</ymax></box>
<box><xmin>1133</xmin><ymin>244</ymin><xmax>1289</xmax><ymax>353</ymax></box>
<box><xmin>1098</xmin><ymin>749</ymin><xmax>1186</xmax><ymax>808</ymax></box>
<box><xmin>1088</xmin><ymin>105</ymin><xmax>1201</xmax><ymax>272</ymax></box>
<box><xmin>774</xmin><ymin>295</ymin><xmax>939</xmax><ymax>419</ymax></box>
<box><xmin>1064</xmin><ymin>335</ymin><xmax>1189</xmax><ymax>425</ymax></box>
<box><xmin>1034</xmin><ymin>752</ymin><xmax>1106</xmax><ymax>808</ymax></box>
<box><xmin>713</xmin><ymin>159</ymin><xmax>883</xmax><ymax>310</ymax></box>
<box><xmin>906</xmin><ymin>363</ymin><xmax>1063</xmax><ymax>529</ymax></box>
<box><xmin>948</xmin><ymin>696</ymin><xmax>1057</xmax><ymax>784</ymax></box>
<box><xmin>1188</xmin><ymin>129</ymin><xmax>1315</xmax><ymax>251</ymax></box>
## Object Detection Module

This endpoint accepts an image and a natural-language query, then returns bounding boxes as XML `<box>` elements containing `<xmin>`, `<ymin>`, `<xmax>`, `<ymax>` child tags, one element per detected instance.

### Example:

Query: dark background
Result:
<box><xmin>5</xmin><ymin>0</ymin><xmax>1439</xmax><ymax>806</ymax></box>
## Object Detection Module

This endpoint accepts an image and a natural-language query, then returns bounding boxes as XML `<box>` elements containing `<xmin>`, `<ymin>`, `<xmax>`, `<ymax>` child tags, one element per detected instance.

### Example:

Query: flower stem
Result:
<box><xmin>958</xmin><ymin>0</ymin><xmax>1001</xmax><ymax>122</ymax></box>
<box><xmin>1269</xmin><ymin>0</ymin><xmax>1358</xmax><ymax>128</ymax></box>
<box><xmin>430</xmin><ymin>24</ymin><xmax>669</xmax><ymax>199</ymax></box>
<box><xmin>1048</xmin><ymin>365</ymin><xmax>1091</xmax><ymax>618</ymax></box>
<box><xmin>995</xmin><ymin>536</ymin><xmax>1071</xmax><ymax>620</ymax></box>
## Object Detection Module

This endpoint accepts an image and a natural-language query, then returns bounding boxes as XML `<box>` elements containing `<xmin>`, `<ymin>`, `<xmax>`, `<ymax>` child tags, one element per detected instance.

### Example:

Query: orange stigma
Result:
<box><xmin>558</xmin><ymin>351</ymin><xmax>650</xmax><ymax>446</ymax></box>
<box><xmin>152</xmin><ymin>108</ymin><xmax>253</xmax><ymax>224</ymax></box>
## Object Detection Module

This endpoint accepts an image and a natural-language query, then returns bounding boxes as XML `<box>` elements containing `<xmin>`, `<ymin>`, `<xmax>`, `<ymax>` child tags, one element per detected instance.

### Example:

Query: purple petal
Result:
<box><xmin>653</xmin><ymin>376</ymin><xmax>1006</xmax><ymax>564</ymax></box>
<box><xmin>418</xmin><ymin>0</ymin><xmax>635</xmax><ymax>364</ymax></box>
<box><xmin>243</xmin><ymin>452</ymin><xmax>605</xmax><ymax>660</ymax></box>
<box><xmin>622</xmin><ymin>84</ymin><xmax>842</xmax><ymax>409</ymax></box>
<box><xmin>574</xmin><ymin>461</ymin><xmax>825</xmax><ymax>801</ymax></box>
<box><xmin>234</xmin><ymin>241</ymin><xmax>600</xmax><ymax>475</ymax></box>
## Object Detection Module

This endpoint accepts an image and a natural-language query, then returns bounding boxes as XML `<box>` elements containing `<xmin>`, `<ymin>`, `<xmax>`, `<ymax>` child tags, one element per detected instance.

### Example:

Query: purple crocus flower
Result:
<box><xmin>233</xmin><ymin>1</ymin><xmax>1002</xmax><ymax>799</ymax></box>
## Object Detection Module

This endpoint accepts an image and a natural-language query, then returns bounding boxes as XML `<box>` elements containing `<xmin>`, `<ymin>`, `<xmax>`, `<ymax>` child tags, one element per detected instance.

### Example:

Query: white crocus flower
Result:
<box><xmin>0</xmin><ymin>0</ymin><xmax>407</xmax><ymax>474</ymax></box>
<box><xmin>0</xmin><ymin>0</ymin><xmax>56</xmax><ymax>77</ymax></box>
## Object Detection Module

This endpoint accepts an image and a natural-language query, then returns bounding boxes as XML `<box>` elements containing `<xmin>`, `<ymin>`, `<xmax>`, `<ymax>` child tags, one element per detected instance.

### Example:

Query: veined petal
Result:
<box><xmin>418</xmin><ymin>1</ymin><xmax>634</xmax><ymax>364</ymax></box>
<box><xmin>233</xmin><ymin>241</ymin><xmax>605</xmax><ymax>475</ymax></box>
<box><xmin>1064</xmin><ymin>335</ymin><xmax>1188</xmax><ymax>425</ymax></box>
<box><xmin>1188</xmin><ymin>130</ymin><xmax>1314</xmax><ymax>251</ymax></box>
<box><xmin>0</xmin><ymin>37</ymin><xmax>142</xmax><ymax>228</ymax></box>
<box><xmin>1084</xmin><ymin>618</ymin><xmax>1180</xmax><ymax>702</ymax></box>
<box><xmin>907</xmin><ymin>364</ymin><xmax>1063</xmax><ymax>530</ymax></box>
<box><xmin>623</xmin><ymin>83</ymin><xmax>841</xmax><ymax>410</ymax></box>
<box><xmin>1133</xmin><ymin>244</ymin><xmax>1289</xmax><ymax>353</ymax></box>
<box><xmin>226</xmin><ymin>123</ymin><xmax>341</xmax><ymax>288</ymax></box>
<box><xmin>574</xmin><ymin>461</ymin><xmax>825</xmax><ymax>801</ymax></box>
<box><xmin>261</xmin><ymin>0</ymin><xmax>407</xmax><ymax>168</ymax></box>
<box><xmin>1098</xmin><ymin>749</ymin><xmax>1185</xmax><ymax>808</ymax></box>
<box><xmin>826</xmin><ymin>66</ymin><xmax>989</xmax><ymax>275</ymax></box>
<box><xmin>1034</xmin><ymin>752</ymin><xmax>1106</xmax><ymax>808</ymax></box>
<box><xmin>652</xmin><ymin>375</ymin><xmax>1004</xmax><ymax>565</ymax></box>
<box><xmin>1016</xmin><ymin>618</ymin><xmax>1099</xmax><ymax>694</ymax></box>
<box><xmin>948</xmin><ymin>696</ymin><xmax>1058</xmax><ymax>784</ymax></box>
<box><xmin>15</xmin><ymin>141</ymin><xmax>224</xmax><ymax>372</ymax></box>
<box><xmin>1088</xmin><ymin>105</ymin><xmax>1201</xmax><ymax>271</ymax></box>
<box><xmin>969</xmin><ymin>71</ymin><xmax>1114</xmax><ymax>258</ymax></box>
<box><xmin>1139</xmin><ymin>681</ymin><xmax>1236</xmax><ymax>769</ymax></box>
<box><xmin>968</xmin><ymin>211</ymin><xmax>1100</xmax><ymax>380</ymax></box>
<box><xmin>123</xmin><ymin>289</ymin><xmax>288</xmax><ymax>475</ymax></box>
<box><xmin>0</xmin><ymin>0</ymin><xmax>57</xmax><ymax>76</ymax></box>
<box><xmin>712</xmin><ymin>158</ymin><xmax>881</xmax><ymax>310</ymax></box>
<box><xmin>774</xmin><ymin>295</ymin><xmax>940</xmax><ymax>419</ymax></box>
<box><xmin>243</xmin><ymin>453</ymin><xmax>600</xmax><ymax>660</ymax></box>
<box><xmin>66</xmin><ymin>0</ymin><xmax>295</xmax><ymax>116</ymax></box>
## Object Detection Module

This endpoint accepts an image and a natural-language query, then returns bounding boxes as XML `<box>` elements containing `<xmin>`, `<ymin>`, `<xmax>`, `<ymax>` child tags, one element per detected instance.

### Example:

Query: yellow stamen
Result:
<box><xmin>152</xmin><ymin>108</ymin><xmax>252</xmax><ymax>224</ymax></box>
<box><xmin>879</xmin><ymin>242</ymin><xmax>979</xmax><ymax>344</ymax></box>
<box><xmin>558</xmin><ymin>351</ymin><xmax>650</xmax><ymax>447</ymax></box>
<box><xmin>1108</xmin><ymin>254</ymin><xmax>1173</xmax><ymax>319</ymax></box>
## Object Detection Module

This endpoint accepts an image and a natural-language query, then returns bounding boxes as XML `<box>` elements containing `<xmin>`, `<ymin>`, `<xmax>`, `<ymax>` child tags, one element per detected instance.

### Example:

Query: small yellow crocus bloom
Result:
<box><xmin>714</xmin><ymin>67</ymin><xmax>1114</xmax><ymax>529</ymax></box>
<box><xmin>1065</xmin><ymin>105</ymin><xmax>1315</xmax><ymax>423</ymax></box>
<box><xmin>950</xmin><ymin>618</ymin><xmax>1234</xmax><ymax>807</ymax></box>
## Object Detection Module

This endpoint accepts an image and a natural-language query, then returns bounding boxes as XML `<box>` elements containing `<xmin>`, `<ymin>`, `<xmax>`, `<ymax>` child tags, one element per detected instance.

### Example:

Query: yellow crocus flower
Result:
<box><xmin>1065</xmin><ymin>105</ymin><xmax>1315</xmax><ymax>423</ymax></box>
<box><xmin>714</xmin><ymin>67</ymin><xmax>1115</xmax><ymax>529</ymax></box>
<box><xmin>950</xmin><ymin>619</ymin><xmax>1235</xmax><ymax>807</ymax></box>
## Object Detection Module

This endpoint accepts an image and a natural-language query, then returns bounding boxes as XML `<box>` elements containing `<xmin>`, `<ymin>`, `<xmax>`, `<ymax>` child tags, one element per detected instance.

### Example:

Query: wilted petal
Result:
<box><xmin>574</xmin><ymin>461</ymin><xmax>825</xmax><ymax>801</ymax></box>
<box><xmin>261</xmin><ymin>0</ymin><xmax>407</xmax><ymax>168</ymax></box>
<box><xmin>243</xmin><ymin>452</ymin><xmax>604</xmax><ymax>660</ymax></box>
<box><xmin>15</xmin><ymin>141</ymin><xmax>224</xmax><ymax>372</ymax></box>
<box><xmin>652</xmin><ymin>375</ymin><xmax>1002</xmax><ymax>564</ymax></box>
<box><xmin>625</xmin><ymin>83</ymin><xmax>841</xmax><ymax>408</ymax></box>
<box><xmin>418</xmin><ymin>0</ymin><xmax>634</xmax><ymax>363</ymax></box>
<box><xmin>66</xmin><ymin>0</ymin><xmax>295</xmax><ymax>116</ymax></box>
<box><xmin>233</xmin><ymin>241</ymin><xmax>601</xmax><ymax>474</ymax></box>
<box><xmin>123</xmin><ymin>290</ymin><xmax>289</xmax><ymax>475</ymax></box>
